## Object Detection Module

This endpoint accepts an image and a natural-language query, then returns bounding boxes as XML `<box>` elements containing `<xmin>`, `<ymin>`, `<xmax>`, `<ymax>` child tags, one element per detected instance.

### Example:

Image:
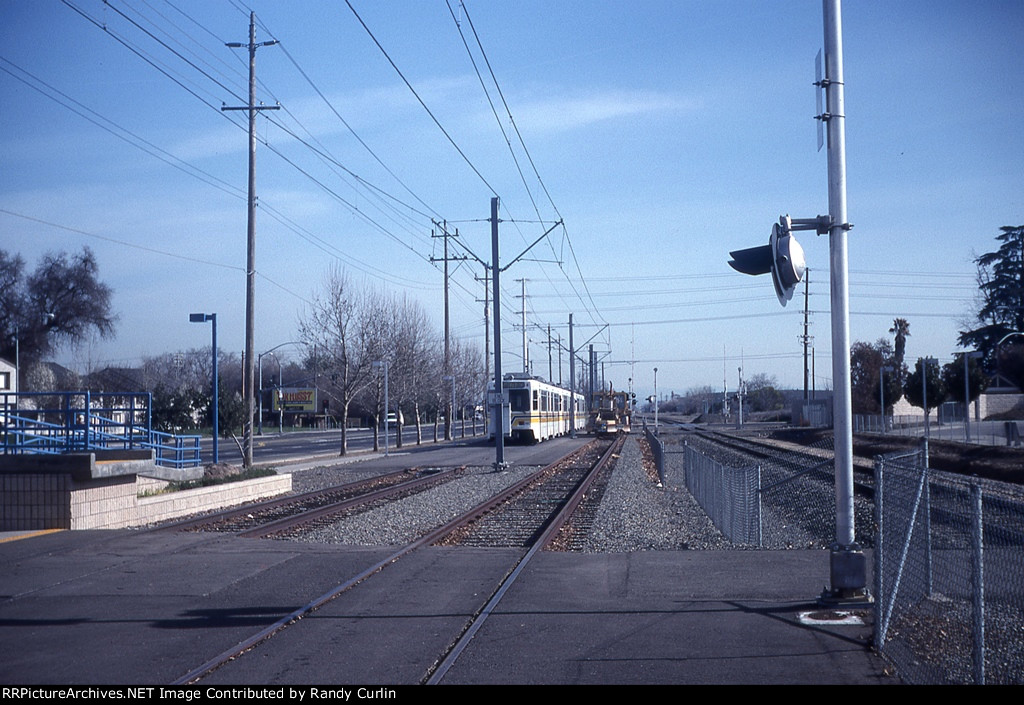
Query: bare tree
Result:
<box><xmin>298</xmin><ymin>268</ymin><xmax>374</xmax><ymax>455</ymax></box>
<box><xmin>450</xmin><ymin>337</ymin><xmax>485</xmax><ymax>435</ymax></box>
<box><xmin>386</xmin><ymin>294</ymin><xmax>435</xmax><ymax>447</ymax></box>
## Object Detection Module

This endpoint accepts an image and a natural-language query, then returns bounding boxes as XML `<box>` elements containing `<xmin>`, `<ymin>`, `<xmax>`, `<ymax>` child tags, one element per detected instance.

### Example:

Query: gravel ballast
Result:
<box><xmin>286</xmin><ymin>436</ymin><xmax>729</xmax><ymax>551</ymax></box>
<box><xmin>582</xmin><ymin>436</ymin><xmax>729</xmax><ymax>551</ymax></box>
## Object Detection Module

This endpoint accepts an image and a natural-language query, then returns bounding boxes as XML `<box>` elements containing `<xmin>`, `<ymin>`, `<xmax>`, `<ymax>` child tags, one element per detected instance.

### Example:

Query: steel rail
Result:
<box><xmin>170</xmin><ymin>440</ymin><xmax>602</xmax><ymax>685</ymax></box>
<box><xmin>157</xmin><ymin>467</ymin><xmax>424</xmax><ymax>533</ymax></box>
<box><xmin>424</xmin><ymin>434</ymin><xmax>624</xmax><ymax>684</ymax></box>
<box><xmin>238</xmin><ymin>466</ymin><xmax>464</xmax><ymax>538</ymax></box>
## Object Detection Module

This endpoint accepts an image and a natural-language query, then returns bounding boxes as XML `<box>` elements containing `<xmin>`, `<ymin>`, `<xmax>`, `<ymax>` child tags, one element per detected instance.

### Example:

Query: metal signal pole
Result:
<box><xmin>490</xmin><ymin>197</ymin><xmax>505</xmax><ymax>468</ymax></box>
<box><xmin>223</xmin><ymin>12</ymin><xmax>278</xmax><ymax>469</ymax></box>
<box><xmin>820</xmin><ymin>0</ymin><xmax>864</xmax><ymax>604</ymax></box>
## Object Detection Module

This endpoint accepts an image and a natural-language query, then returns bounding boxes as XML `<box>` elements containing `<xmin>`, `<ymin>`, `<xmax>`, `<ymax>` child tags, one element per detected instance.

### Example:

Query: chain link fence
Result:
<box><xmin>854</xmin><ymin>413</ymin><xmax>1024</xmax><ymax>447</ymax></box>
<box><xmin>673</xmin><ymin>434</ymin><xmax>873</xmax><ymax>550</ymax></box>
<box><xmin>874</xmin><ymin>451</ymin><xmax>1024</xmax><ymax>684</ymax></box>
<box><xmin>664</xmin><ymin>431</ymin><xmax>1024</xmax><ymax>683</ymax></box>
<box><xmin>680</xmin><ymin>445</ymin><xmax>761</xmax><ymax>544</ymax></box>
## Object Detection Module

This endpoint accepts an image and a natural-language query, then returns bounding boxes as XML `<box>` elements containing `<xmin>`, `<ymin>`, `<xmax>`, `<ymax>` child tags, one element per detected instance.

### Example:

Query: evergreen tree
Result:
<box><xmin>959</xmin><ymin>225</ymin><xmax>1024</xmax><ymax>361</ymax></box>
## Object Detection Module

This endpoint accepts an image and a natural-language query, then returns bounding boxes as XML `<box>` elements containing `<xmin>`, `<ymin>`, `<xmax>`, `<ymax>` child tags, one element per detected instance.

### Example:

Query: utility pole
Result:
<box><xmin>476</xmin><ymin>269</ymin><xmax>490</xmax><ymax>384</ymax></box>
<box><xmin>557</xmin><ymin>332</ymin><xmax>562</xmax><ymax>386</ymax></box>
<box><xmin>588</xmin><ymin>345</ymin><xmax>595</xmax><ymax>411</ymax></box>
<box><xmin>431</xmin><ymin>221</ymin><xmax>466</xmax><ymax>440</ymax></box>
<box><xmin>455</xmin><ymin>199</ymin><xmax>560</xmax><ymax>469</ymax></box>
<box><xmin>547</xmin><ymin>324</ymin><xmax>552</xmax><ymax>382</ymax></box>
<box><xmin>516</xmin><ymin>278</ymin><xmax>529</xmax><ymax>374</ymax></box>
<box><xmin>569</xmin><ymin>313</ymin><xmax>576</xmax><ymax>437</ymax></box>
<box><xmin>801</xmin><ymin>269</ymin><xmax>812</xmax><ymax>402</ymax></box>
<box><xmin>223</xmin><ymin>12</ymin><xmax>278</xmax><ymax>469</ymax></box>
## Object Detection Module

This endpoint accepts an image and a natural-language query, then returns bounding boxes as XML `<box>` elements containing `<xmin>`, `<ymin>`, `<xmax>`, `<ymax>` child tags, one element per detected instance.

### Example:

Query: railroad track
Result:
<box><xmin>162</xmin><ymin>466</ymin><xmax>463</xmax><ymax>538</ymax></box>
<box><xmin>683</xmin><ymin>428</ymin><xmax>876</xmax><ymax>549</ymax></box>
<box><xmin>436</xmin><ymin>438</ymin><xmax>618</xmax><ymax>548</ymax></box>
<box><xmin>689</xmin><ymin>428</ymin><xmax>876</xmax><ymax>494</ymax></box>
<box><xmin>170</xmin><ymin>435</ymin><xmax>625</xmax><ymax>685</ymax></box>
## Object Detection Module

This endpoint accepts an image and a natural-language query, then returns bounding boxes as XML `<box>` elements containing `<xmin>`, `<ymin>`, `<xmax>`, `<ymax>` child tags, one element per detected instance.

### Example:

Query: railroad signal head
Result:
<box><xmin>728</xmin><ymin>215</ymin><xmax>806</xmax><ymax>307</ymax></box>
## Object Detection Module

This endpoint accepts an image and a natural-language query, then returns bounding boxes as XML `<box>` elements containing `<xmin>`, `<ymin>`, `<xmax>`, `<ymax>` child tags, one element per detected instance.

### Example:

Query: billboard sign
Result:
<box><xmin>273</xmin><ymin>387</ymin><xmax>317</xmax><ymax>412</ymax></box>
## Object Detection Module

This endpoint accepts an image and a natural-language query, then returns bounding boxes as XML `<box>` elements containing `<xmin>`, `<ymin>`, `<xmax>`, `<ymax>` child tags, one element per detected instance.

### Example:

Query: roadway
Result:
<box><xmin>199</xmin><ymin>423</ymin><xmax>491</xmax><ymax>466</ymax></box>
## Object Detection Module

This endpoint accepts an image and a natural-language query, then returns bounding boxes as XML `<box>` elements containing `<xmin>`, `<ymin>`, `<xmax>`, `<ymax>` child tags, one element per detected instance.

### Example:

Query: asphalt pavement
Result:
<box><xmin>0</xmin><ymin>438</ymin><xmax>894</xmax><ymax>685</ymax></box>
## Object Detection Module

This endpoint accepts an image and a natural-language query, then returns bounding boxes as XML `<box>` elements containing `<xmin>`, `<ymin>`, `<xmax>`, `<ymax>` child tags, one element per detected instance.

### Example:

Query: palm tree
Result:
<box><xmin>890</xmin><ymin>318</ymin><xmax>911</xmax><ymax>368</ymax></box>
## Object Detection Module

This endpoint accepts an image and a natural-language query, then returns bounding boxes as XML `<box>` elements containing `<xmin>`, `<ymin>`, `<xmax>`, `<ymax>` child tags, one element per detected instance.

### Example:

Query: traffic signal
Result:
<box><xmin>728</xmin><ymin>215</ymin><xmax>807</xmax><ymax>306</ymax></box>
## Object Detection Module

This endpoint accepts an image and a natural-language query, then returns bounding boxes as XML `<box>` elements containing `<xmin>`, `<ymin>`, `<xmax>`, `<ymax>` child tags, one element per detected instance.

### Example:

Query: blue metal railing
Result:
<box><xmin>1</xmin><ymin>391</ymin><xmax>201</xmax><ymax>469</ymax></box>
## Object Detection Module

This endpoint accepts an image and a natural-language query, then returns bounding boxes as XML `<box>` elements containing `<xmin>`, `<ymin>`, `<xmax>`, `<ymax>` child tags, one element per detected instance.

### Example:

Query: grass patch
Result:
<box><xmin>166</xmin><ymin>466</ymin><xmax>277</xmax><ymax>492</ymax></box>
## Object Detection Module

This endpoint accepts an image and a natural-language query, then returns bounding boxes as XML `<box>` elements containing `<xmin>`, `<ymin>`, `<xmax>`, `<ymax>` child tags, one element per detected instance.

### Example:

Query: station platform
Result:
<box><xmin>0</xmin><ymin>527</ymin><xmax>891</xmax><ymax>685</ymax></box>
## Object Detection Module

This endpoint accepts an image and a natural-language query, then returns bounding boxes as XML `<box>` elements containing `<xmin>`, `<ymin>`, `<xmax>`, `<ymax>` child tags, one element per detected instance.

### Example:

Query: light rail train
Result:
<box><xmin>488</xmin><ymin>374</ymin><xmax>587</xmax><ymax>443</ymax></box>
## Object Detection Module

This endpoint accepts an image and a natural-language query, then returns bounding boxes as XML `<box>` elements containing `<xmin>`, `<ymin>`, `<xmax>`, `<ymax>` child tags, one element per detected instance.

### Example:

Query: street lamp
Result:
<box><xmin>880</xmin><ymin>365</ymin><xmax>893</xmax><ymax>433</ymax></box>
<box><xmin>372</xmin><ymin>360</ymin><xmax>389</xmax><ymax>457</ymax></box>
<box><xmin>257</xmin><ymin>341</ymin><xmax>303</xmax><ymax>436</ymax></box>
<box><xmin>443</xmin><ymin>375</ymin><xmax>456</xmax><ymax>439</ymax></box>
<box><xmin>922</xmin><ymin>356</ymin><xmax>938</xmax><ymax>468</ymax></box>
<box><xmin>189</xmin><ymin>313</ymin><xmax>218</xmax><ymax>464</ymax></box>
<box><xmin>653</xmin><ymin>367</ymin><xmax>659</xmax><ymax>434</ymax></box>
<box><xmin>958</xmin><ymin>351</ymin><xmax>983</xmax><ymax>443</ymax></box>
<box><xmin>262</xmin><ymin>351</ymin><xmax>284</xmax><ymax>435</ymax></box>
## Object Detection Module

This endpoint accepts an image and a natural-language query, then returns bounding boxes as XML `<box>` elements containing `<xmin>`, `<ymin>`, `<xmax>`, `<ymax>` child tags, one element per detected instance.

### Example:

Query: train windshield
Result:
<box><xmin>509</xmin><ymin>389</ymin><xmax>529</xmax><ymax>412</ymax></box>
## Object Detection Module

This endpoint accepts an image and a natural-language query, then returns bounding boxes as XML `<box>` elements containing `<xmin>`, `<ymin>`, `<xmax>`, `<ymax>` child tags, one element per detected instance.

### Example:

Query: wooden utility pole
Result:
<box><xmin>475</xmin><ymin>269</ymin><xmax>490</xmax><ymax>384</ymax></box>
<box><xmin>802</xmin><ymin>269</ymin><xmax>811</xmax><ymax>401</ymax></box>
<box><xmin>223</xmin><ymin>12</ymin><xmax>278</xmax><ymax>469</ymax></box>
<box><xmin>515</xmin><ymin>278</ymin><xmax>529</xmax><ymax>374</ymax></box>
<box><xmin>431</xmin><ymin>221</ymin><xmax>466</xmax><ymax>440</ymax></box>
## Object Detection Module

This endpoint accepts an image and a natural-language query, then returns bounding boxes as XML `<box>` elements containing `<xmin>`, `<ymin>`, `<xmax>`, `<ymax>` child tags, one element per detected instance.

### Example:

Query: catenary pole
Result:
<box><xmin>490</xmin><ymin>198</ymin><xmax>505</xmax><ymax>468</ymax></box>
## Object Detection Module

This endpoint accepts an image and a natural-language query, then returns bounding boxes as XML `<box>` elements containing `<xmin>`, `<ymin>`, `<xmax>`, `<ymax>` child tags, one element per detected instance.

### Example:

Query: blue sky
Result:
<box><xmin>2</xmin><ymin>0</ymin><xmax>1022</xmax><ymax>400</ymax></box>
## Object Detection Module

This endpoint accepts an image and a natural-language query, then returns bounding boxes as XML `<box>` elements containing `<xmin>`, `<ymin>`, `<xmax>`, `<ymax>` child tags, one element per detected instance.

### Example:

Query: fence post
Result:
<box><xmin>970</xmin><ymin>481</ymin><xmax>986</xmax><ymax>685</ymax></box>
<box><xmin>923</xmin><ymin>440</ymin><xmax>933</xmax><ymax>596</ymax></box>
<box><xmin>756</xmin><ymin>464</ymin><xmax>763</xmax><ymax>548</ymax></box>
<box><xmin>873</xmin><ymin>455</ymin><xmax>885</xmax><ymax>652</ymax></box>
<box><xmin>83</xmin><ymin>391</ymin><xmax>90</xmax><ymax>451</ymax></box>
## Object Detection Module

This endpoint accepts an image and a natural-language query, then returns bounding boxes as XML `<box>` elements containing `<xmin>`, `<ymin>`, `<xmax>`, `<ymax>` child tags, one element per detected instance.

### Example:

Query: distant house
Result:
<box><xmin>84</xmin><ymin>367</ymin><xmax>149</xmax><ymax>395</ymax></box>
<box><xmin>0</xmin><ymin>357</ymin><xmax>15</xmax><ymax>397</ymax></box>
<box><xmin>1</xmin><ymin>358</ymin><xmax>16</xmax><ymax>418</ymax></box>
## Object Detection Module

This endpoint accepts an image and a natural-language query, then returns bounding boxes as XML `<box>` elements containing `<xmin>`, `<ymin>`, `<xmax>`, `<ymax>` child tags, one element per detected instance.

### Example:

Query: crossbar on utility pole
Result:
<box><xmin>223</xmin><ymin>12</ymin><xmax>279</xmax><ymax>469</ymax></box>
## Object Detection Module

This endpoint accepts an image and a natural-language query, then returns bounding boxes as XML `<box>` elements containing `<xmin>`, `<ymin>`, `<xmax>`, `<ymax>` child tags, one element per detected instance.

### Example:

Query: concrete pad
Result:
<box><xmin>0</xmin><ymin>531</ymin><xmax>401</xmax><ymax>684</ymax></box>
<box><xmin>202</xmin><ymin>547</ymin><xmax>524</xmax><ymax>685</ymax></box>
<box><xmin>0</xmin><ymin>532</ymin><xmax>893</xmax><ymax>685</ymax></box>
<box><xmin>438</xmin><ymin>551</ymin><xmax>887</xmax><ymax>685</ymax></box>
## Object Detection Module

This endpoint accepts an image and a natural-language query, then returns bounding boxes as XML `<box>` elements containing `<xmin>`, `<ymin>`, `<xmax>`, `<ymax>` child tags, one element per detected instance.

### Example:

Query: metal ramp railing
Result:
<box><xmin>2</xmin><ymin>391</ymin><xmax>201</xmax><ymax>469</ymax></box>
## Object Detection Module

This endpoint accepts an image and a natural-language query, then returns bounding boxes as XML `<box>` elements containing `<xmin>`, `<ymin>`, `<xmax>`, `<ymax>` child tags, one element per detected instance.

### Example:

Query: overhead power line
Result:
<box><xmin>344</xmin><ymin>0</ymin><xmax>498</xmax><ymax>196</ymax></box>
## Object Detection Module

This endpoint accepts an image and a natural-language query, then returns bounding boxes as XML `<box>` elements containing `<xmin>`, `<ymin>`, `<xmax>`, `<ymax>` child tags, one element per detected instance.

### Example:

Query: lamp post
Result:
<box><xmin>13</xmin><ymin>323</ymin><xmax>18</xmax><ymax>407</ymax></box>
<box><xmin>443</xmin><ymin>375</ymin><xmax>456</xmax><ymax>440</ymax></box>
<box><xmin>880</xmin><ymin>365</ymin><xmax>893</xmax><ymax>433</ymax></box>
<box><xmin>653</xmin><ymin>367</ymin><xmax>659</xmax><ymax>434</ymax></box>
<box><xmin>958</xmin><ymin>351</ymin><xmax>983</xmax><ymax>443</ymax></box>
<box><xmin>922</xmin><ymin>356</ymin><xmax>938</xmax><ymax>468</ymax></box>
<box><xmin>257</xmin><ymin>341</ymin><xmax>303</xmax><ymax>436</ymax></box>
<box><xmin>261</xmin><ymin>351</ymin><xmax>284</xmax><ymax>435</ymax></box>
<box><xmin>189</xmin><ymin>313</ymin><xmax>218</xmax><ymax>464</ymax></box>
<box><xmin>372</xmin><ymin>360</ymin><xmax>389</xmax><ymax>457</ymax></box>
